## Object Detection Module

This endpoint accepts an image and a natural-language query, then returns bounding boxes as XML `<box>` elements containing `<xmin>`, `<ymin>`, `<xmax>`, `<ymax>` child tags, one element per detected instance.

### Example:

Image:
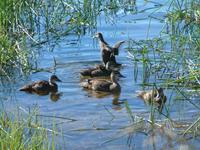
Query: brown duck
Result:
<box><xmin>80</xmin><ymin>61</ymin><xmax>124</xmax><ymax>78</ymax></box>
<box><xmin>19</xmin><ymin>75</ymin><xmax>61</xmax><ymax>93</ymax></box>
<box><xmin>137</xmin><ymin>88</ymin><xmax>167</xmax><ymax>105</ymax></box>
<box><xmin>94</xmin><ymin>32</ymin><xmax>125</xmax><ymax>66</ymax></box>
<box><xmin>80</xmin><ymin>71</ymin><xmax>121</xmax><ymax>93</ymax></box>
<box><xmin>80</xmin><ymin>64</ymin><xmax>111</xmax><ymax>77</ymax></box>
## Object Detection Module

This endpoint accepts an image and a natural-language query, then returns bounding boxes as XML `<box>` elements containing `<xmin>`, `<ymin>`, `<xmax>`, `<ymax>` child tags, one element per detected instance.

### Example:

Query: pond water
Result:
<box><xmin>1</xmin><ymin>0</ymin><xmax>200</xmax><ymax>149</ymax></box>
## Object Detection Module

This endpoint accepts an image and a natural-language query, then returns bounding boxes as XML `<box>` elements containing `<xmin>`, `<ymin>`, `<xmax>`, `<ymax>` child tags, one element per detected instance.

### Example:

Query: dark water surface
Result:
<box><xmin>1</xmin><ymin>0</ymin><xmax>200</xmax><ymax>149</ymax></box>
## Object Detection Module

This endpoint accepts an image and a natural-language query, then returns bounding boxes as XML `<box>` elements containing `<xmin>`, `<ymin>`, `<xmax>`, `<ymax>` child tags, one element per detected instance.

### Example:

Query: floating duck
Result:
<box><xmin>19</xmin><ymin>75</ymin><xmax>61</xmax><ymax>93</ymax></box>
<box><xmin>80</xmin><ymin>71</ymin><xmax>122</xmax><ymax>93</ymax></box>
<box><xmin>137</xmin><ymin>88</ymin><xmax>167</xmax><ymax>105</ymax></box>
<box><xmin>94</xmin><ymin>32</ymin><xmax>125</xmax><ymax>66</ymax></box>
<box><xmin>80</xmin><ymin>61</ymin><xmax>121</xmax><ymax>77</ymax></box>
<box><xmin>80</xmin><ymin>64</ymin><xmax>111</xmax><ymax>77</ymax></box>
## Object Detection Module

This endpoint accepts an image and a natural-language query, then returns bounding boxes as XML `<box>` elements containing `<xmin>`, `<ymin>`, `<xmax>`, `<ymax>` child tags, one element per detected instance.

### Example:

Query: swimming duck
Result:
<box><xmin>80</xmin><ymin>61</ymin><xmax>124</xmax><ymax>78</ymax></box>
<box><xmin>137</xmin><ymin>88</ymin><xmax>167</xmax><ymax>105</ymax></box>
<box><xmin>80</xmin><ymin>71</ymin><xmax>122</xmax><ymax>93</ymax></box>
<box><xmin>94</xmin><ymin>32</ymin><xmax>125</xmax><ymax>66</ymax></box>
<box><xmin>80</xmin><ymin>64</ymin><xmax>111</xmax><ymax>77</ymax></box>
<box><xmin>19</xmin><ymin>75</ymin><xmax>61</xmax><ymax>93</ymax></box>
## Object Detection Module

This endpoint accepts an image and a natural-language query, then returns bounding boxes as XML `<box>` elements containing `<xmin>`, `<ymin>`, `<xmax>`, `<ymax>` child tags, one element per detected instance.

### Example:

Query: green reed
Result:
<box><xmin>0</xmin><ymin>110</ymin><xmax>54</xmax><ymax>149</ymax></box>
<box><xmin>0</xmin><ymin>0</ymin><xmax>134</xmax><ymax>76</ymax></box>
<box><xmin>127</xmin><ymin>0</ymin><xmax>200</xmax><ymax>137</ymax></box>
<box><xmin>128</xmin><ymin>0</ymin><xmax>200</xmax><ymax>89</ymax></box>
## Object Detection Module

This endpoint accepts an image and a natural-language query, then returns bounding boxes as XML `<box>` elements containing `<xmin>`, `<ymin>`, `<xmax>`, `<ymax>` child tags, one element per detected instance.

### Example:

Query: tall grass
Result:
<box><xmin>0</xmin><ymin>0</ymin><xmax>38</xmax><ymax>76</ymax></box>
<box><xmin>0</xmin><ymin>111</ymin><xmax>54</xmax><ymax>149</ymax></box>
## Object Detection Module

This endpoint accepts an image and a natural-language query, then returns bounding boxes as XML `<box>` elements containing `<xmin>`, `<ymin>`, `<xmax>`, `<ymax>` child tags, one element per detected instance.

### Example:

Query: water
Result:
<box><xmin>1</xmin><ymin>0</ymin><xmax>200</xmax><ymax>149</ymax></box>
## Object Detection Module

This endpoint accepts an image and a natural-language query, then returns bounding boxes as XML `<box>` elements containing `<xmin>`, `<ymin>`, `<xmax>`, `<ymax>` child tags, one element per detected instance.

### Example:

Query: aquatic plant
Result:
<box><xmin>128</xmin><ymin>0</ymin><xmax>200</xmax><ymax>88</ymax></box>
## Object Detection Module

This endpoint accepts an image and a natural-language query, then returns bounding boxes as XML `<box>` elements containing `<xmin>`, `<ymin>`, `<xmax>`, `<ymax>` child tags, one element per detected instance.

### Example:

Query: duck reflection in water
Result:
<box><xmin>137</xmin><ymin>88</ymin><xmax>167</xmax><ymax>111</ymax></box>
<box><xmin>84</xmin><ymin>89</ymin><xmax>124</xmax><ymax>109</ymax></box>
<box><xmin>19</xmin><ymin>75</ymin><xmax>62</xmax><ymax>101</ymax></box>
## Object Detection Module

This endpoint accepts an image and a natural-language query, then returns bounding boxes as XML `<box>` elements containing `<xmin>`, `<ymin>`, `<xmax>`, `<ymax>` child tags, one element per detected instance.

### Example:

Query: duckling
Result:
<box><xmin>94</xmin><ymin>32</ymin><xmax>125</xmax><ymax>66</ymax></box>
<box><xmin>137</xmin><ymin>88</ymin><xmax>167</xmax><ymax>105</ymax></box>
<box><xmin>80</xmin><ymin>71</ymin><xmax>122</xmax><ymax>93</ymax></box>
<box><xmin>19</xmin><ymin>75</ymin><xmax>61</xmax><ymax>93</ymax></box>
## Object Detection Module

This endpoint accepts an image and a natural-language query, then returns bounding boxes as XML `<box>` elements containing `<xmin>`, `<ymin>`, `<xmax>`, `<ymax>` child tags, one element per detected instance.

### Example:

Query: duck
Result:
<box><xmin>80</xmin><ymin>64</ymin><xmax>111</xmax><ymax>77</ymax></box>
<box><xmin>94</xmin><ymin>32</ymin><xmax>125</xmax><ymax>66</ymax></box>
<box><xmin>137</xmin><ymin>88</ymin><xmax>167</xmax><ymax>105</ymax></box>
<box><xmin>80</xmin><ymin>61</ymin><xmax>124</xmax><ymax>78</ymax></box>
<box><xmin>19</xmin><ymin>75</ymin><xmax>61</xmax><ymax>93</ymax></box>
<box><xmin>80</xmin><ymin>71</ymin><xmax>122</xmax><ymax>93</ymax></box>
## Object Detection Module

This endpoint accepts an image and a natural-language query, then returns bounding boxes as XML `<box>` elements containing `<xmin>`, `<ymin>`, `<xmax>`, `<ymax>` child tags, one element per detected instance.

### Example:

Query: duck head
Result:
<box><xmin>49</xmin><ymin>75</ymin><xmax>62</xmax><ymax>84</ymax></box>
<box><xmin>93</xmin><ymin>32</ymin><xmax>105</xmax><ymax>42</ymax></box>
<box><xmin>94</xmin><ymin>32</ymin><xmax>103</xmax><ymax>38</ymax></box>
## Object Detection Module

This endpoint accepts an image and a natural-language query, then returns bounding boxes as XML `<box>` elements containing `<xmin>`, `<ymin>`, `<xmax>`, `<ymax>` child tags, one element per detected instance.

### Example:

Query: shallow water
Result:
<box><xmin>1</xmin><ymin>0</ymin><xmax>200</xmax><ymax>149</ymax></box>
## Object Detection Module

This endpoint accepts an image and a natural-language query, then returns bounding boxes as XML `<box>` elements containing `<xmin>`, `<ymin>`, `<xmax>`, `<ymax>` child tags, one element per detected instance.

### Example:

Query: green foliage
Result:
<box><xmin>0</xmin><ymin>0</ymin><xmax>137</xmax><ymax>76</ymax></box>
<box><xmin>0</xmin><ymin>112</ymin><xmax>51</xmax><ymax>150</ymax></box>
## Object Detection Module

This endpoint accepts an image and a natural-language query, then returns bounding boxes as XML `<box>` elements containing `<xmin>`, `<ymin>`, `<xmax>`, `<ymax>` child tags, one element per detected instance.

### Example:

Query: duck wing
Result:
<box><xmin>32</xmin><ymin>80</ymin><xmax>50</xmax><ymax>91</ymax></box>
<box><xmin>112</xmin><ymin>41</ymin><xmax>125</xmax><ymax>55</ymax></box>
<box><xmin>80</xmin><ymin>68</ymin><xmax>95</xmax><ymax>76</ymax></box>
<box><xmin>80</xmin><ymin>65</ymin><xmax>103</xmax><ymax>76</ymax></box>
<box><xmin>91</xmin><ymin>80</ymin><xmax>111</xmax><ymax>92</ymax></box>
<box><xmin>91</xmin><ymin>67</ymin><xmax>110</xmax><ymax>77</ymax></box>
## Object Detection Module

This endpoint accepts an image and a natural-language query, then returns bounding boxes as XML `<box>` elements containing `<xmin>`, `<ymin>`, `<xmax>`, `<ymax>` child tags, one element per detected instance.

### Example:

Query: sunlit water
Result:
<box><xmin>1</xmin><ymin>0</ymin><xmax>200</xmax><ymax>149</ymax></box>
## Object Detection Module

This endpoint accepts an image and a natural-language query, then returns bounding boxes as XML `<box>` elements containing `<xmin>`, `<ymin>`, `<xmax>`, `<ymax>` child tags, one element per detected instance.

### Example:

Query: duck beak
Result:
<box><xmin>92</xmin><ymin>33</ymin><xmax>99</xmax><ymax>38</ymax></box>
<box><xmin>118</xmin><ymin>73</ymin><xmax>125</xmax><ymax>78</ymax></box>
<box><xmin>56</xmin><ymin>78</ymin><xmax>62</xmax><ymax>82</ymax></box>
<box><xmin>92</xmin><ymin>35</ymin><xmax>97</xmax><ymax>38</ymax></box>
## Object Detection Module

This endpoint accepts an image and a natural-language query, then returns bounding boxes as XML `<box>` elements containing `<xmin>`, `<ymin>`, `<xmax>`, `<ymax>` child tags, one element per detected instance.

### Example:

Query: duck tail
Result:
<box><xmin>136</xmin><ymin>90</ymin><xmax>146</xmax><ymax>98</ymax></box>
<box><xmin>80</xmin><ymin>70</ymin><xmax>92</xmax><ymax>77</ymax></box>
<box><xmin>19</xmin><ymin>85</ymin><xmax>32</xmax><ymax>92</ymax></box>
<box><xmin>80</xmin><ymin>82</ymin><xmax>89</xmax><ymax>88</ymax></box>
<box><xmin>80</xmin><ymin>79</ymin><xmax>92</xmax><ymax>89</ymax></box>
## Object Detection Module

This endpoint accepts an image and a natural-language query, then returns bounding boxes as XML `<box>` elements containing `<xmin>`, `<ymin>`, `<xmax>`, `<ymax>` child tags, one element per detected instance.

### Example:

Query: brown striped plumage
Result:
<box><xmin>19</xmin><ymin>75</ymin><xmax>61</xmax><ymax>93</ymax></box>
<box><xmin>137</xmin><ymin>88</ymin><xmax>167</xmax><ymax>105</ymax></box>
<box><xmin>80</xmin><ymin>71</ymin><xmax>121</xmax><ymax>93</ymax></box>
